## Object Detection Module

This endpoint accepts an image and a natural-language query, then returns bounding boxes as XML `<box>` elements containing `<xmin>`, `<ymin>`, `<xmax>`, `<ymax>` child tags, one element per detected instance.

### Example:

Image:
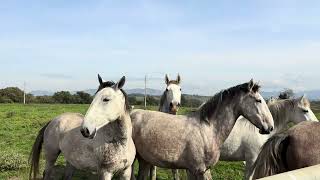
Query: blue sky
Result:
<box><xmin>1</xmin><ymin>0</ymin><xmax>320</xmax><ymax>95</ymax></box>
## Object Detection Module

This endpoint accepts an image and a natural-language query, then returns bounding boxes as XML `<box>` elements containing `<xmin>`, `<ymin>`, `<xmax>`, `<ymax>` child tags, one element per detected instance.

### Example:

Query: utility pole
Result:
<box><xmin>23</xmin><ymin>82</ymin><xmax>26</xmax><ymax>104</ymax></box>
<box><xmin>144</xmin><ymin>75</ymin><xmax>147</xmax><ymax>109</ymax></box>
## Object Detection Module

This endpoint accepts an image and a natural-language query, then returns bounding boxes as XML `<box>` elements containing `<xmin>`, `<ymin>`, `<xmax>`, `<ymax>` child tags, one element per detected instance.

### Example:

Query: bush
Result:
<box><xmin>0</xmin><ymin>151</ymin><xmax>28</xmax><ymax>172</ymax></box>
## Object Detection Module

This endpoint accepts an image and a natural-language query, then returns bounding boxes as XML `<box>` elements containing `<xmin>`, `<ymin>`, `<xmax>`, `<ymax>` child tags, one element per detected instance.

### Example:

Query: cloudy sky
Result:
<box><xmin>1</xmin><ymin>0</ymin><xmax>320</xmax><ymax>95</ymax></box>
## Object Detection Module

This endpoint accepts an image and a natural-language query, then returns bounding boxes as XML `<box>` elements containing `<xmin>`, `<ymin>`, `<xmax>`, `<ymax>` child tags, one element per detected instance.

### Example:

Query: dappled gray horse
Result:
<box><xmin>150</xmin><ymin>74</ymin><xmax>182</xmax><ymax>180</ymax></box>
<box><xmin>131</xmin><ymin>80</ymin><xmax>274</xmax><ymax>180</ymax></box>
<box><xmin>29</xmin><ymin>75</ymin><xmax>135</xmax><ymax>180</ymax></box>
<box><xmin>251</xmin><ymin>121</ymin><xmax>320</xmax><ymax>179</ymax></box>
<box><xmin>219</xmin><ymin>96</ymin><xmax>318</xmax><ymax>179</ymax></box>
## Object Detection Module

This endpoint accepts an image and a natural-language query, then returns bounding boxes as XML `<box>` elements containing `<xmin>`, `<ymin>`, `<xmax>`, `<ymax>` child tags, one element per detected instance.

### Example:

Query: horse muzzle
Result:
<box><xmin>259</xmin><ymin>126</ymin><xmax>273</xmax><ymax>135</ymax></box>
<box><xmin>169</xmin><ymin>102</ymin><xmax>180</xmax><ymax>115</ymax></box>
<box><xmin>80</xmin><ymin>127</ymin><xmax>96</xmax><ymax>139</ymax></box>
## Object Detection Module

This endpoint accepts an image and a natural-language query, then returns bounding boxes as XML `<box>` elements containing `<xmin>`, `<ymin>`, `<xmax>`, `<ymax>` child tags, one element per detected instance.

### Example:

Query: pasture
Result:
<box><xmin>1</xmin><ymin>103</ymin><xmax>319</xmax><ymax>180</ymax></box>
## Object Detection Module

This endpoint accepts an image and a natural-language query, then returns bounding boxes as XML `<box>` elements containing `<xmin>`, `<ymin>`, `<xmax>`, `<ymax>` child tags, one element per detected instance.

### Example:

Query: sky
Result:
<box><xmin>1</xmin><ymin>0</ymin><xmax>320</xmax><ymax>95</ymax></box>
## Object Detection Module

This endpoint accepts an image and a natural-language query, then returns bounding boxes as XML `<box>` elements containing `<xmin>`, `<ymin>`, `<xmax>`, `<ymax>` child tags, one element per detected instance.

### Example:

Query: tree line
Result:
<box><xmin>0</xmin><ymin>87</ymin><xmax>93</xmax><ymax>104</ymax></box>
<box><xmin>0</xmin><ymin>87</ymin><xmax>204</xmax><ymax>107</ymax></box>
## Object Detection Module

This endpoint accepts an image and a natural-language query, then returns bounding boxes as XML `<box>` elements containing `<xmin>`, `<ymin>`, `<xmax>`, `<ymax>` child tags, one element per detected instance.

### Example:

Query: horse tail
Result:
<box><xmin>29</xmin><ymin>121</ymin><xmax>50</xmax><ymax>180</ymax></box>
<box><xmin>251</xmin><ymin>133</ymin><xmax>290</xmax><ymax>179</ymax></box>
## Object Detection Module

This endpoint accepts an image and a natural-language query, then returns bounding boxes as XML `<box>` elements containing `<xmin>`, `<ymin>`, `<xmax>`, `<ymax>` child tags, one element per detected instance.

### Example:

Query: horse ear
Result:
<box><xmin>299</xmin><ymin>95</ymin><xmax>306</xmax><ymax>103</ymax></box>
<box><xmin>98</xmin><ymin>74</ymin><xmax>103</xmax><ymax>85</ymax></box>
<box><xmin>115</xmin><ymin>76</ymin><xmax>126</xmax><ymax>90</ymax></box>
<box><xmin>165</xmin><ymin>74</ymin><xmax>169</xmax><ymax>85</ymax></box>
<box><xmin>248</xmin><ymin>79</ymin><xmax>254</xmax><ymax>91</ymax></box>
<box><xmin>176</xmin><ymin>74</ymin><xmax>181</xmax><ymax>84</ymax></box>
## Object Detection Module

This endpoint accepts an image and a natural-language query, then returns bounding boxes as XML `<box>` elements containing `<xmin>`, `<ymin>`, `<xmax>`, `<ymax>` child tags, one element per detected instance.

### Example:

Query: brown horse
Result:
<box><xmin>251</xmin><ymin>121</ymin><xmax>320</xmax><ymax>179</ymax></box>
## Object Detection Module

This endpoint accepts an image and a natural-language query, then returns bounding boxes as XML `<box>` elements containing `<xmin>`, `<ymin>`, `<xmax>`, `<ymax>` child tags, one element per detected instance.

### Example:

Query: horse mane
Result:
<box><xmin>96</xmin><ymin>81</ymin><xmax>130</xmax><ymax>112</ymax></box>
<box><xmin>198</xmin><ymin>82</ymin><xmax>260</xmax><ymax>123</ymax></box>
<box><xmin>251</xmin><ymin>133</ymin><xmax>290</xmax><ymax>179</ymax></box>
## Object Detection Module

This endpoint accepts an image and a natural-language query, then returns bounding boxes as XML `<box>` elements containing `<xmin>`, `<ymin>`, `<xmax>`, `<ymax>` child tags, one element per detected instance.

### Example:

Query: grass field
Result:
<box><xmin>0</xmin><ymin>103</ymin><xmax>319</xmax><ymax>180</ymax></box>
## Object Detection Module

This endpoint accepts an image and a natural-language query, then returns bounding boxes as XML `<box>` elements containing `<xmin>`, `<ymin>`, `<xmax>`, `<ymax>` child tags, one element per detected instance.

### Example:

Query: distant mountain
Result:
<box><xmin>126</xmin><ymin>88</ymin><xmax>163</xmax><ymax>96</ymax></box>
<box><xmin>30</xmin><ymin>90</ymin><xmax>54</xmax><ymax>96</ymax></box>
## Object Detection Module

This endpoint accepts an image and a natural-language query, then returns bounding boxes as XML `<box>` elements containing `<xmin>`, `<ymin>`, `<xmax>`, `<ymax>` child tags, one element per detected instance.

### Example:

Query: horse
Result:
<box><xmin>131</xmin><ymin>80</ymin><xmax>274</xmax><ymax>180</ymax></box>
<box><xmin>149</xmin><ymin>74</ymin><xmax>182</xmax><ymax>180</ymax></box>
<box><xmin>219</xmin><ymin>96</ymin><xmax>318</xmax><ymax>179</ymax></box>
<box><xmin>29</xmin><ymin>75</ymin><xmax>136</xmax><ymax>180</ymax></box>
<box><xmin>250</xmin><ymin>121</ymin><xmax>320</xmax><ymax>179</ymax></box>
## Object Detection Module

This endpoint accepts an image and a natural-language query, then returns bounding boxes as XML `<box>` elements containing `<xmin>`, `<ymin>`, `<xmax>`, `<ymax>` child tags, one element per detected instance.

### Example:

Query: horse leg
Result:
<box><xmin>150</xmin><ymin>166</ymin><xmax>156</xmax><ymax>180</ymax></box>
<box><xmin>63</xmin><ymin>162</ymin><xmax>76</xmax><ymax>180</ymax></box>
<box><xmin>99</xmin><ymin>170</ymin><xmax>112</xmax><ymax>180</ymax></box>
<box><xmin>244</xmin><ymin>159</ymin><xmax>255</xmax><ymax>180</ymax></box>
<box><xmin>188</xmin><ymin>168</ymin><xmax>212</xmax><ymax>180</ymax></box>
<box><xmin>186</xmin><ymin>170</ymin><xmax>196</xmax><ymax>180</ymax></box>
<box><xmin>172</xmin><ymin>169</ymin><xmax>180</xmax><ymax>180</ymax></box>
<box><xmin>119</xmin><ymin>166</ymin><xmax>133</xmax><ymax>180</ymax></box>
<box><xmin>137</xmin><ymin>158</ymin><xmax>151</xmax><ymax>180</ymax></box>
<box><xmin>43</xmin><ymin>149</ymin><xmax>60</xmax><ymax>180</ymax></box>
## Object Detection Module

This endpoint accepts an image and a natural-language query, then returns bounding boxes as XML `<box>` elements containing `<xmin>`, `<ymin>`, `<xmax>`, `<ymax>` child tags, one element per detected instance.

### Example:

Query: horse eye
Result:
<box><xmin>166</xmin><ymin>88</ymin><xmax>168</xmax><ymax>91</ymax></box>
<box><xmin>103</xmin><ymin>98</ymin><xmax>110</xmax><ymax>102</ymax></box>
<box><xmin>302</xmin><ymin>109</ymin><xmax>309</xmax><ymax>113</ymax></box>
<box><xmin>256</xmin><ymin>99</ymin><xmax>262</xmax><ymax>103</ymax></box>
<box><xmin>180</xmin><ymin>88</ymin><xmax>182</xmax><ymax>91</ymax></box>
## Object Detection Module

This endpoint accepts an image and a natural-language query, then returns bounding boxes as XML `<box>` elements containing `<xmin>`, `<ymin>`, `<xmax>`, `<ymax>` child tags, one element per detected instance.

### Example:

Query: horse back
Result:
<box><xmin>286</xmin><ymin>121</ymin><xmax>320</xmax><ymax>170</ymax></box>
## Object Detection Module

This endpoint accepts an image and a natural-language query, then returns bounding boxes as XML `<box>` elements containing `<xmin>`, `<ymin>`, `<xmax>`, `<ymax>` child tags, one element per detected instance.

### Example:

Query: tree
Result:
<box><xmin>146</xmin><ymin>96</ymin><xmax>158</xmax><ymax>106</ymax></box>
<box><xmin>279</xmin><ymin>89</ymin><xmax>294</xmax><ymax>99</ymax></box>
<box><xmin>52</xmin><ymin>91</ymin><xmax>74</xmax><ymax>104</ymax></box>
<box><xmin>128</xmin><ymin>96</ymin><xmax>138</xmax><ymax>105</ymax></box>
<box><xmin>34</xmin><ymin>96</ymin><xmax>55</xmax><ymax>104</ymax></box>
<box><xmin>74</xmin><ymin>91</ymin><xmax>93</xmax><ymax>104</ymax></box>
<box><xmin>0</xmin><ymin>87</ymin><xmax>24</xmax><ymax>103</ymax></box>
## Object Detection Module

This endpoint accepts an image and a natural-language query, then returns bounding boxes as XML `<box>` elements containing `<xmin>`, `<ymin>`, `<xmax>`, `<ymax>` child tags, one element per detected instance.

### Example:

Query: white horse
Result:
<box><xmin>150</xmin><ymin>74</ymin><xmax>182</xmax><ymax>180</ymax></box>
<box><xmin>29</xmin><ymin>76</ymin><xmax>136</xmax><ymax>180</ymax></box>
<box><xmin>219</xmin><ymin>96</ymin><xmax>318</xmax><ymax>179</ymax></box>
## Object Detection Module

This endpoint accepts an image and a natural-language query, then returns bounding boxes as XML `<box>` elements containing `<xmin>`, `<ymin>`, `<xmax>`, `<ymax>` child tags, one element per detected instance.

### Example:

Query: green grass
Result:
<box><xmin>1</xmin><ymin>104</ymin><xmax>319</xmax><ymax>180</ymax></box>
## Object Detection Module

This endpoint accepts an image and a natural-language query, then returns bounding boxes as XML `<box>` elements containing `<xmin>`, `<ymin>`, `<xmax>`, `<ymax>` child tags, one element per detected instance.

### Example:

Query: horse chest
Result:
<box><xmin>98</xmin><ymin>142</ymin><xmax>130</xmax><ymax>170</ymax></box>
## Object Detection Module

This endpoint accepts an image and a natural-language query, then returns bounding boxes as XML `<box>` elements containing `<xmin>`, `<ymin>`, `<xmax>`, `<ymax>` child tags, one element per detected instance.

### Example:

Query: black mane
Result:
<box><xmin>199</xmin><ymin>82</ymin><xmax>260</xmax><ymax>123</ymax></box>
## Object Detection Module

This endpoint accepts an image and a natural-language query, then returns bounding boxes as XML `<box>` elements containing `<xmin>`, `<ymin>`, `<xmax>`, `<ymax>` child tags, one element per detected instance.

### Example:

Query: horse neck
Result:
<box><xmin>118</xmin><ymin>112</ymin><xmax>132</xmax><ymax>139</ymax></box>
<box><xmin>206</xmin><ymin>101</ymin><xmax>240</xmax><ymax>148</ymax></box>
<box><xmin>159</xmin><ymin>92</ymin><xmax>170</xmax><ymax>113</ymax></box>
<box><xmin>268</xmin><ymin>101</ymin><xmax>292</xmax><ymax>133</ymax></box>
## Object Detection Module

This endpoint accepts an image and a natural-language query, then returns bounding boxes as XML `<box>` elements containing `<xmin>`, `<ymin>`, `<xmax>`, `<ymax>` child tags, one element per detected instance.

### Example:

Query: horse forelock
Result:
<box><xmin>96</xmin><ymin>81</ymin><xmax>130</xmax><ymax>112</ymax></box>
<box><xmin>167</xmin><ymin>80</ymin><xmax>180</xmax><ymax>85</ymax></box>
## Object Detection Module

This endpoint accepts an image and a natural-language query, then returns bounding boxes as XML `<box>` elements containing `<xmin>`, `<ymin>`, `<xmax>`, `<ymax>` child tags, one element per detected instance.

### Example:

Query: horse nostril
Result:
<box><xmin>81</xmin><ymin>127</ymin><xmax>90</xmax><ymax>137</ymax></box>
<box><xmin>170</xmin><ymin>102</ymin><xmax>173</xmax><ymax>107</ymax></box>
<box><xmin>177</xmin><ymin>103</ymin><xmax>181</xmax><ymax>107</ymax></box>
<box><xmin>269</xmin><ymin>127</ymin><xmax>274</xmax><ymax>132</ymax></box>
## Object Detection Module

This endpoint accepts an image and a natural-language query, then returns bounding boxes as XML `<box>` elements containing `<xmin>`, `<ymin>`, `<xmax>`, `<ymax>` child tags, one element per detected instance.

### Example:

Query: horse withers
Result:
<box><xmin>29</xmin><ymin>75</ymin><xmax>135</xmax><ymax>180</ymax></box>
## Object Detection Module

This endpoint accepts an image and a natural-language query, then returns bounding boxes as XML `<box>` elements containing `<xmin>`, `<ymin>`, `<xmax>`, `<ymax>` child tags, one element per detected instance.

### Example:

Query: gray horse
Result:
<box><xmin>150</xmin><ymin>74</ymin><xmax>182</xmax><ymax>180</ymax></box>
<box><xmin>29</xmin><ymin>75</ymin><xmax>136</xmax><ymax>180</ymax></box>
<box><xmin>219</xmin><ymin>96</ymin><xmax>318</xmax><ymax>179</ymax></box>
<box><xmin>131</xmin><ymin>80</ymin><xmax>274</xmax><ymax>180</ymax></box>
<box><xmin>251</xmin><ymin>121</ymin><xmax>320</xmax><ymax>179</ymax></box>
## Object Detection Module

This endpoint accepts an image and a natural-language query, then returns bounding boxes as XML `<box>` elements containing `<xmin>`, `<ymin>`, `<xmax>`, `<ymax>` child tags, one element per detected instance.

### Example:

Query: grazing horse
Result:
<box><xmin>29</xmin><ymin>75</ymin><xmax>136</xmax><ymax>180</ymax></box>
<box><xmin>219</xmin><ymin>96</ymin><xmax>318</xmax><ymax>179</ymax></box>
<box><xmin>150</xmin><ymin>74</ymin><xmax>182</xmax><ymax>180</ymax></box>
<box><xmin>131</xmin><ymin>80</ymin><xmax>274</xmax><ymax>180</ymax></box>
<box><xmin>251</xmin><ymin>121</ymin><xmax>320</xmax><ymax>179</ymax></box>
